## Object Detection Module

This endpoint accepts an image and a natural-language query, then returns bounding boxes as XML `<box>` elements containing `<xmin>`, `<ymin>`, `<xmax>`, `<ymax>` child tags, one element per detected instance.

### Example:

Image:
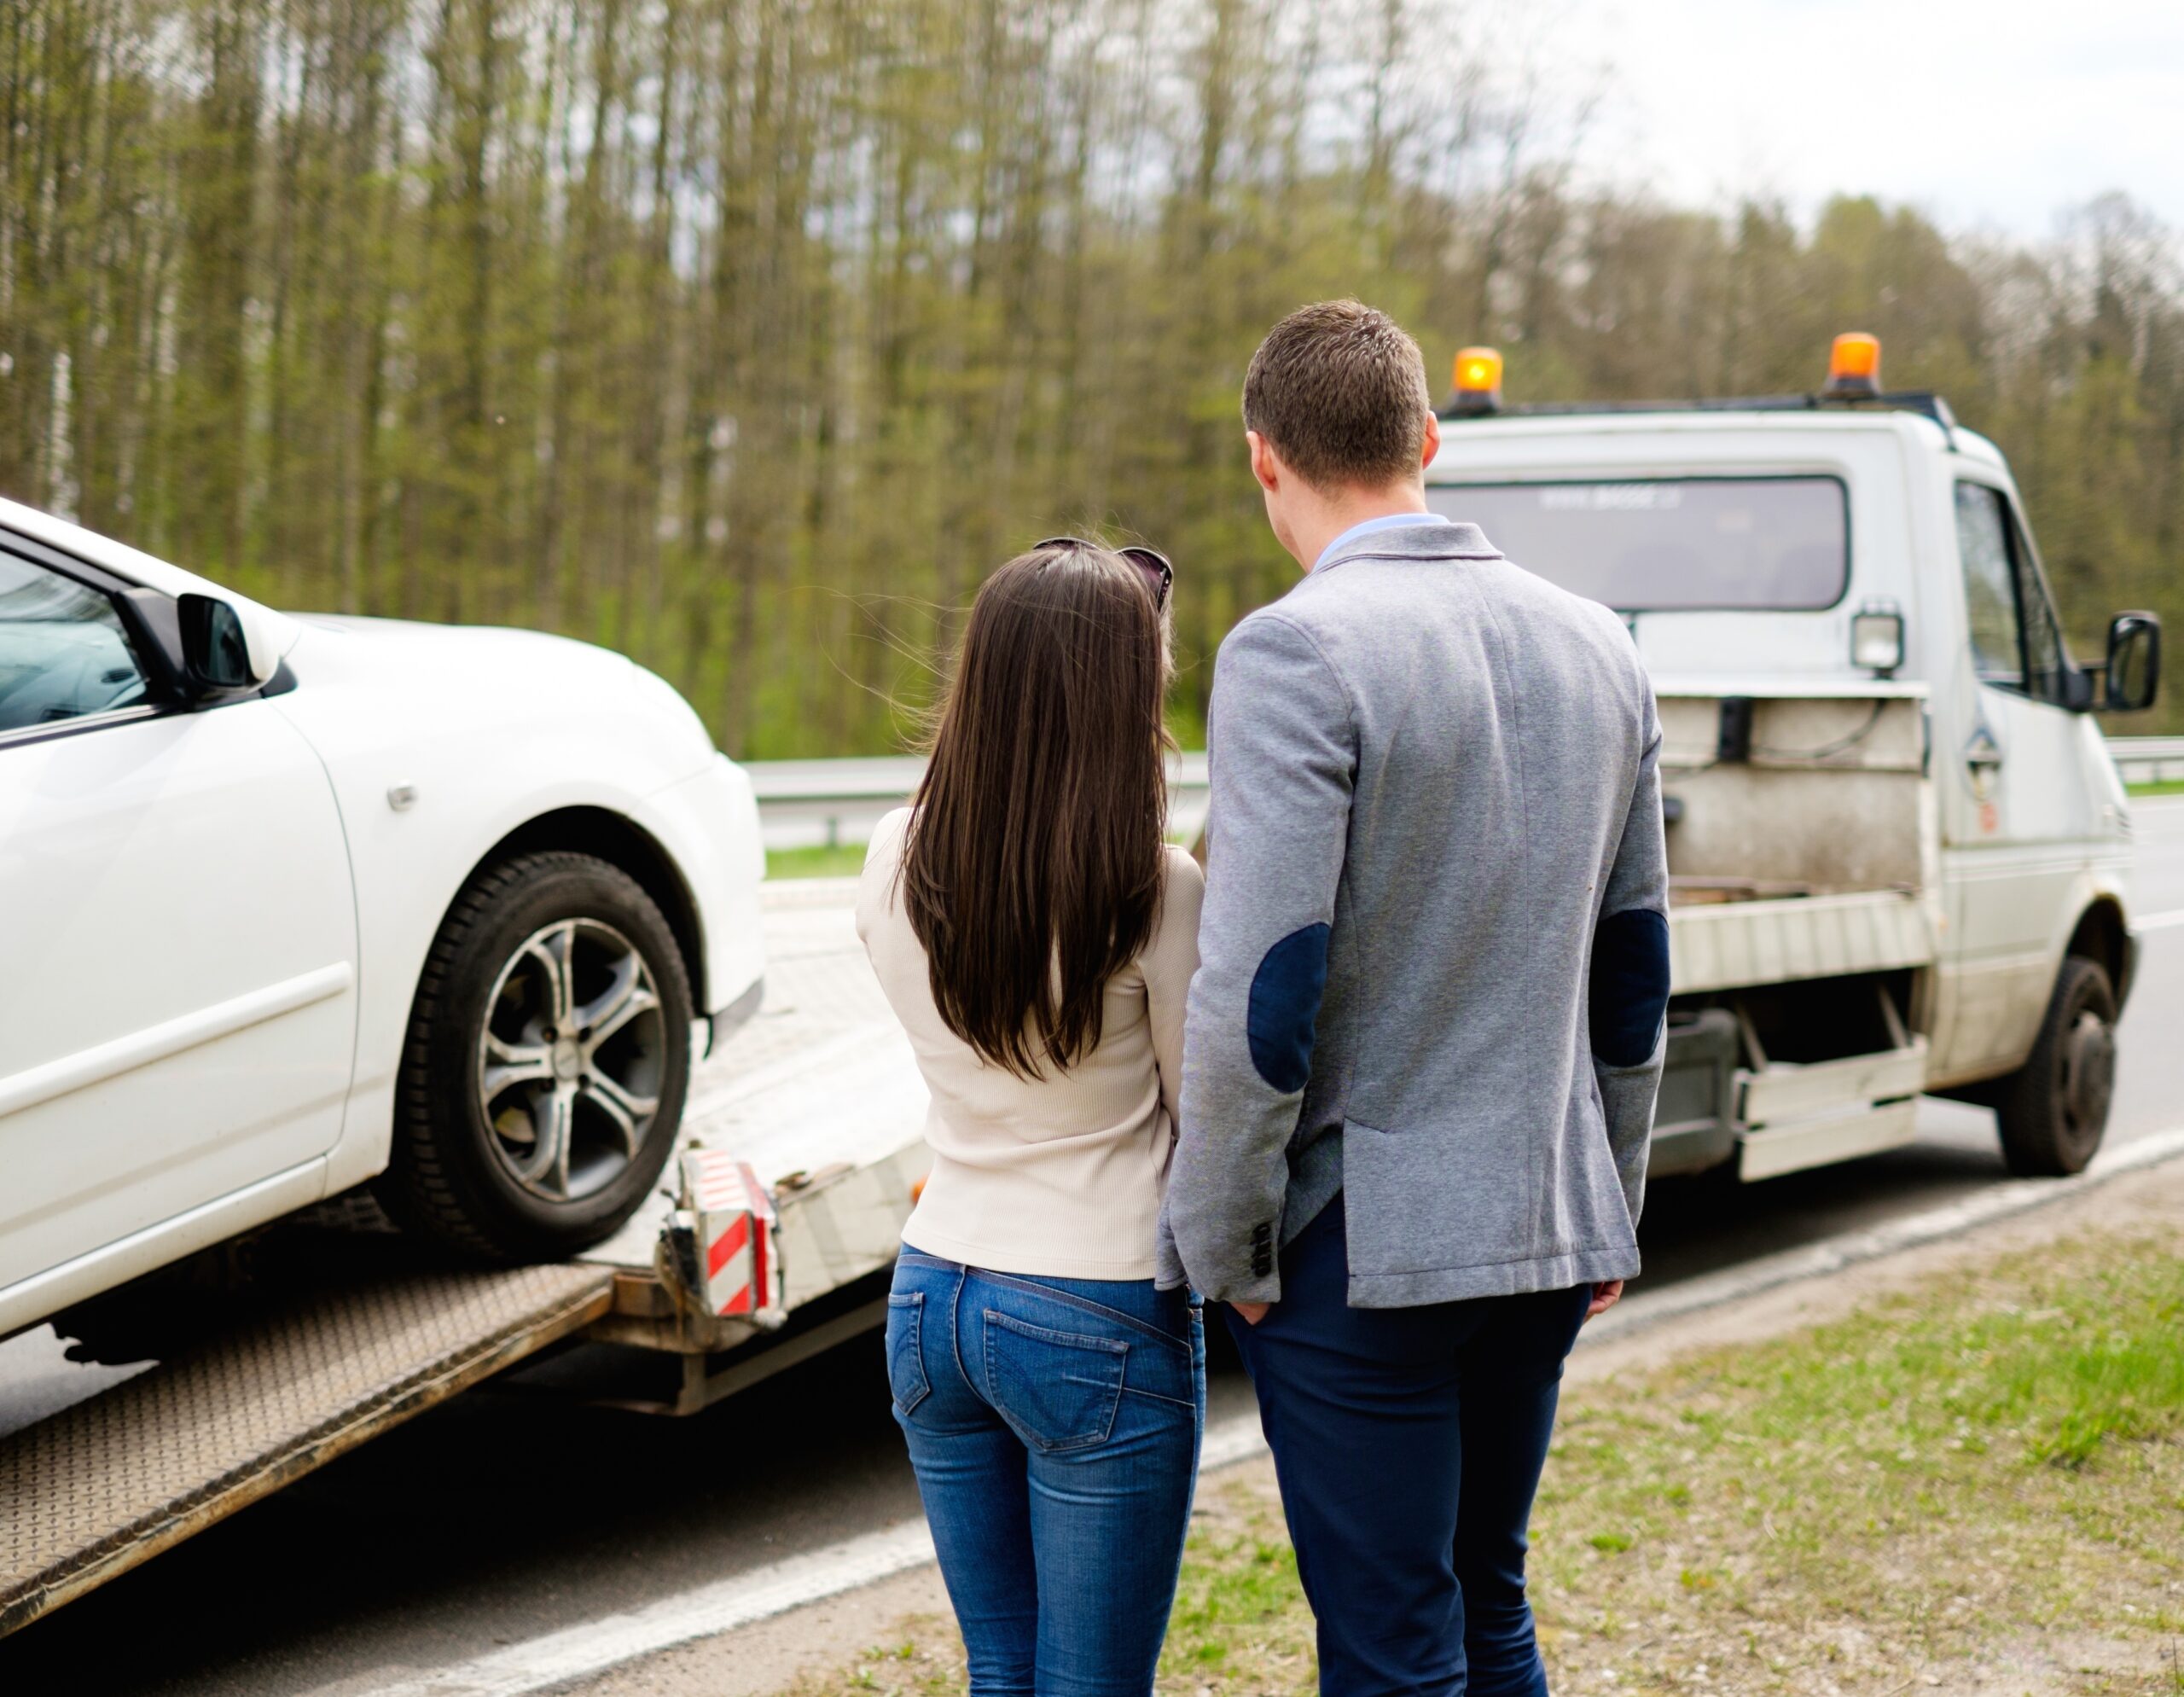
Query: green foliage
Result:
<box><xmin>3</xmin><ymin>4</ymin><xmax>2181</xmax><ymax>754</ymax></box>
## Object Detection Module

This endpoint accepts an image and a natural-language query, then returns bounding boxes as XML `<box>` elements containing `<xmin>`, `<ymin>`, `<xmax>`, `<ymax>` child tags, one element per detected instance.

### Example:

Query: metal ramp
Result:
<box><xmin>0</xmin><ymin>1260</ymin><xmax>611</xmax><ymax>1637</ymax></box>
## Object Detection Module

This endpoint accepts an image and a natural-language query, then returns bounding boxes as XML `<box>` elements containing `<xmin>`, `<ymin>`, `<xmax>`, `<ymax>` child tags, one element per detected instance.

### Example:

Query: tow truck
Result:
<box><xmin>1429</xmin><ymin>334</ymin><xmax>2161</xmax><ymax>1184</ymax></box>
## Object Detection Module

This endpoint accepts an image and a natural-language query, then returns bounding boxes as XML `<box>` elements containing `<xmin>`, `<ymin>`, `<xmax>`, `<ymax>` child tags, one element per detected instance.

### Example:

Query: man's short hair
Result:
<box><xmin>1243</xmin><ymin>300</ymin><xmax>1433</xmax><ymax>491</ymax></box>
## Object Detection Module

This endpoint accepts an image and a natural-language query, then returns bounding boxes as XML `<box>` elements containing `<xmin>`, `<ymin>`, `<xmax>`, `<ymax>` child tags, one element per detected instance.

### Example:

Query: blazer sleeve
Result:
<box><xmin>1164</xmin><ymin>613</ymin><xmax>1356</xmax><ymax>1304</ymax></box>
<box><xmin>1588</xmin><ymin>686</ymin><xmax>1670</xmax><ymax>1229</ymax></box>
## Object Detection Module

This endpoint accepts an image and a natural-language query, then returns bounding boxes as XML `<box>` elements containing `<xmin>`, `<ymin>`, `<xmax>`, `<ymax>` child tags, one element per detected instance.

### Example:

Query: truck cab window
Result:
<box><xmin>2011</xmin><ymin>514</ymin><xmax>2071</xmax><ymax>706</ymax></box>
<box><xmin>0</xmin><ymin>553</ymin><xmax>150</xmax><ymax>738</ymax></box>
<box><xmin>1954</xmin><ymin>483</ymin><xmax>2023</xmax><ymax>688</ymax></box>
<box><xmin>1955</xmin><ymin>481</ymin><xmax>2075</xmax><ymax>706</ymax></box>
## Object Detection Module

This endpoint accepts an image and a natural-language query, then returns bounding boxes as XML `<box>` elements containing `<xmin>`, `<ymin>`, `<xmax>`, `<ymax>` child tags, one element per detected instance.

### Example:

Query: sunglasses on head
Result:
<box><xmin>1035</xmin><ymin>537</ymin><xmax>1174</xmax><ymax>611</ymax></box>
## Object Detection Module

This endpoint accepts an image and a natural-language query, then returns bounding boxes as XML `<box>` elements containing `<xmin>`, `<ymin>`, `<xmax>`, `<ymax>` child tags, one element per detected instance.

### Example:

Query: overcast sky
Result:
<box><xmin>1558</xmin><ymin>0</ymin><xmax>2184</xmax><ymax>241</ymax></box>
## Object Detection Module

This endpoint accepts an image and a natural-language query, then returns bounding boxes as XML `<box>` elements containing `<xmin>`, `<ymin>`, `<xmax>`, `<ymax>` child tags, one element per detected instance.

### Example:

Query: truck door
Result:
<box><xmin>1935</xmin><ymin>479</ymin><xmax>2101</xmax><ymax>1080</ymax></box>
<box><xmin>0</xmin><ymin>543</ymin><xmax>358</xmax><ymax>1302</ymax></box>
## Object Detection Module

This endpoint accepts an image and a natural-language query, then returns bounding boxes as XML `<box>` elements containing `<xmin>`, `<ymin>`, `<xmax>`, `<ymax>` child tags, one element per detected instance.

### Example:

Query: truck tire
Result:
<box><xmin>374</xmin><ymin>851</ymin><xmax>694</xmax><ymax>1261</ymax></box>
<box><xmin>1991</xmin><ymin>956</ymin><xmax>2116</xmax><ymax>1178</ymax></box>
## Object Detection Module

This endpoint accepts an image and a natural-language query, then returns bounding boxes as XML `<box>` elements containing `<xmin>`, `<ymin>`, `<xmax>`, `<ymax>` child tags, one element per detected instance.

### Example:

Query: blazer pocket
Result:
<box><xmin>983</xmin><ymin>1311</ymin><xmax>1127</xmax><ymax>1453</ymax></box>
<box><xmin>886</xmin><ymin>1292</ymin><xmax>931</xmax><ymax>1415</ymax></box>
<box><xmin>1341</xmin><ymin>1115</ymin><xmax>1529</xmax><ymax>1274</ymax></box>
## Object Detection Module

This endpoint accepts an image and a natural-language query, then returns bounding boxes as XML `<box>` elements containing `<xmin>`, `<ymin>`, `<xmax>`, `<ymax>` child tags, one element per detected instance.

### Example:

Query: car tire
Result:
<box><xmin>374</xmin><ymin>851</ymin><xmax>694</xmax><ymax>1261</ymax></box>
<box><xmin>1991</xmin><ymin>956</ymin><xmax>2116</xmax><ymax>1178</ymax></box>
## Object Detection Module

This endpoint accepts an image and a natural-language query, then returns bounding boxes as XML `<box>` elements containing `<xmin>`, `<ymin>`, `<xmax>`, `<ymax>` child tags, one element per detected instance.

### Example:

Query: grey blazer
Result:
<box><xmin>1159</xmin><ymin>519</ymin><xmax>1669</xmax><ymax>1308</ymax></box>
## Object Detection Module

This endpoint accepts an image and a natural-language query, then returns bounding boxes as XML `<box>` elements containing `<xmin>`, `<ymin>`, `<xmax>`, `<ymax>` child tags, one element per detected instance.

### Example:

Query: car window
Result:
<box><xmin>1954</xmin><ymin>483</ymin><xmax>2022</xmax><ymax>687</ymax></box>
<box><xmin>0</xmin><ymin>552</ymin><xmax>150</xmax><ymax>736</ymax></box>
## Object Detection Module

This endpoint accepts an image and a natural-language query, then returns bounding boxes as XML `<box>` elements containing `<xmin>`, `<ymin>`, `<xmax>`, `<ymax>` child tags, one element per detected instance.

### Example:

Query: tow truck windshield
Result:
<box><xmin>1426</xmin><ymin>474</ymin><xmax>1848</xmax><ymax>613</ymax></box>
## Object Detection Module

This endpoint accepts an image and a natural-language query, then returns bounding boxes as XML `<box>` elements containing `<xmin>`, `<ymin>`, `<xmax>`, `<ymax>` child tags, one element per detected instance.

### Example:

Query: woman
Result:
<box><xmin>857</xmin><ymin>538</ymin><xmax>1205</xmax><ymax>1696</ymax></box>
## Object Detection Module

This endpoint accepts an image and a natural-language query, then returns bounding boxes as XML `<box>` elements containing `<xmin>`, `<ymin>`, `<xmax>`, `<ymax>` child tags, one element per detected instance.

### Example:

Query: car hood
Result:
<box><xmin>293</xmin><ymin>611</ymin><xmax>619</xmax><ymax>653</ymax></box>
<box><xmin>278</xmin><ymin>615</ymin><xmax>719</xmax><ymax>784</ymax></box>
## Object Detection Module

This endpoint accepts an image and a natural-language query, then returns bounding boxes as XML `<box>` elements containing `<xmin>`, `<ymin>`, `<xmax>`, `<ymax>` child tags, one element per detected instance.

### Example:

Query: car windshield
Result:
<box><xmin>1426</xmin><ymin>475</ymin><xmax>1849</xmax><ymax>612</ymax></box>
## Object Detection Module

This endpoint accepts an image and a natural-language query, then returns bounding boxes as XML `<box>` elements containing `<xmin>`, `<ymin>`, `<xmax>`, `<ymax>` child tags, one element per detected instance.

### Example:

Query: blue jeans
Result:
<box><xmin>1227</xmin><ymin>1200</ymin><xmax>1591</xmax><ymax>1697</ymax></box>
<box><xmin>886</xmin><ymin>1249</ymin><xmax>1205</xmax><ymax>1697</ymax></box>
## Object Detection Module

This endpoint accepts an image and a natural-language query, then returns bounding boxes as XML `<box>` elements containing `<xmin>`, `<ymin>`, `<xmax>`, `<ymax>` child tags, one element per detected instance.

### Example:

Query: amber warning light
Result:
<box><xmin>1451</xmin><ymin>346</ymin><xmax>1503</xmax><ymax>415</ymax></box>
<box><xmin>1824</xmin><ymin>332</ymin><xmax>1882</xmax><ymax>399</ymax></box>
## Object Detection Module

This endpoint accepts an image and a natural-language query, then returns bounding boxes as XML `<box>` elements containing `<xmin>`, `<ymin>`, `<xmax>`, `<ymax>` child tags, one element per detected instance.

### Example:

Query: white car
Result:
<box><xmin>0</xmin><ymin>498</ymin><xmax>766</xmax><ymax>1340</ymax></box>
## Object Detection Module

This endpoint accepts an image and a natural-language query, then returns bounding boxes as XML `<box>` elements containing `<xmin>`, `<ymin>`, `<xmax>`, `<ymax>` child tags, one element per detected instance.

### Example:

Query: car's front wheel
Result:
<box><xmin>375</xmin><ymin>851</ymin><xmax>693</xmax><ymax>1260</ymax></box>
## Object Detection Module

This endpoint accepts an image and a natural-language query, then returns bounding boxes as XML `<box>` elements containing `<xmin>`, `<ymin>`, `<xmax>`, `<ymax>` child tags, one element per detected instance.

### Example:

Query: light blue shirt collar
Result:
<box><xmin>1311</xmin><ymin>511</ymin><xmax>1454</xmax><ymax>572</ymax></box>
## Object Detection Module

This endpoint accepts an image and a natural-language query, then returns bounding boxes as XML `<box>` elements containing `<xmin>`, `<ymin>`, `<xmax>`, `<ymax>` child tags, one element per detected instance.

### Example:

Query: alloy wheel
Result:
<box><xmin>475</xmin><ymin>918</ymin><xmax>668</xmax><ymax>1202</ymax></box>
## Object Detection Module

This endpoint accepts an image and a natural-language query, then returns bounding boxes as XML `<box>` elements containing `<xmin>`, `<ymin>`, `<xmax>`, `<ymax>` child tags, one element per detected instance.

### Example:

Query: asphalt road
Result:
<box><xmin>3</xmin><ymin>799</ymin><xmax>2180</xmax><ymax>1696</ymax></box>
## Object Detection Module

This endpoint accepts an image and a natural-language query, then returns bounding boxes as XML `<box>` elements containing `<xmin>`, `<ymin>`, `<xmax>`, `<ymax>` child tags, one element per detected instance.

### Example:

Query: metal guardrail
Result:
<box><xmin>749</xmin><ymin>753</ymin><xmax>1210</xmax><ymax>851</ymax></box>
<box><xmin>751</xmin><ymin>741</ymin><xmax>2180</xmax><ymax>851</ymax></box>
<box><xmin>2111</xmin><ymin>736</ymin><xmax>2184</xmax><ymax>786</ymax></box>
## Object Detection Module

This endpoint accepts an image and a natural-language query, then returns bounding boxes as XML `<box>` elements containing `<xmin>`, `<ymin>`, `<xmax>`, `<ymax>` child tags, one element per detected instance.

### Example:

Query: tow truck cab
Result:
<box><xmin>1426</xmin><ymin>338</ymin><xmax>2162</xmax><ymax>1182</ymax></box>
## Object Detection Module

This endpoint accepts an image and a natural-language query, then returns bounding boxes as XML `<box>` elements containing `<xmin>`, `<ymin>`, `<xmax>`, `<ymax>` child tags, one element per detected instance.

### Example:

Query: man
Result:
<box><xmin>1159</xmin><ymin>299</ymin><xmax>1669</xmax><ymax>1697</ymax></box>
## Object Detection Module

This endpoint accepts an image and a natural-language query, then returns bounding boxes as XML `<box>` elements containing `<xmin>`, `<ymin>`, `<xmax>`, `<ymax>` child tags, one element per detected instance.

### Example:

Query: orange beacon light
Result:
<box><xmin>1824</xmin><ymin>332</ymin><xmax>1882</xmax><ymax>399</ymax></box>
<box><xmin>1451</xmin><ymin>346</ymin><xmax>1503</xmax><ymax>415</ymax></box>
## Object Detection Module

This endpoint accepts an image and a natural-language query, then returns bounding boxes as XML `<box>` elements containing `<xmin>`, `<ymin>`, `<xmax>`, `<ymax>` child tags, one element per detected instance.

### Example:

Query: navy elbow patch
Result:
<box><xmin>1247</xmin><ymin>923</ymin><xmax>1331</xmax><ymax>1094</ymax></box>
<box><xmin>1591</xmin><ymin>908</ymin><xmax>1670</xmax><ymax>1067</ymax></box>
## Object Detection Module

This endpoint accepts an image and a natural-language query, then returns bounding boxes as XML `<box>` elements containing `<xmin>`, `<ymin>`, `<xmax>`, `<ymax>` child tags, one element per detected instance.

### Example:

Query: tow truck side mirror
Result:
<box><xmin>2099</xmin><ymin>612</ymin><xmax>2161</xmax><ymax>714</ymax></box>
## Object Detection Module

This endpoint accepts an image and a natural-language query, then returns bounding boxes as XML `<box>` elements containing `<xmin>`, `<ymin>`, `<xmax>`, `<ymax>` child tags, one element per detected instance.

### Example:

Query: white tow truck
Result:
<box><xmin>1427</xmin><ymin>335</ymin><xmax>2162</xmax><ymax>1183</ymax></box>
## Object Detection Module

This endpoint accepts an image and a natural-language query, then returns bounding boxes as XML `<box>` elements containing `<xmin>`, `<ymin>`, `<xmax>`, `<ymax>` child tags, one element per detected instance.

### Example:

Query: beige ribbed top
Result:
<box><xmin>856</xmin><ymin>807</ymin><xmax>1205</xmax><ymax>1281</ymax></box>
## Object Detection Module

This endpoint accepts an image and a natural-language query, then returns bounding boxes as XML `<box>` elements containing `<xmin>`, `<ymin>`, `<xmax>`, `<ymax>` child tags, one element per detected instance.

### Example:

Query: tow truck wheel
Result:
<box><xmin>1991</xmin><ymin>956</ymin><xmax>2116</xmax><ymax>1179</ymax></box>
<box><xmin>375</xmin><ymin>851</ymin><xmax>694</xmax><ymax>1261</ymax></box>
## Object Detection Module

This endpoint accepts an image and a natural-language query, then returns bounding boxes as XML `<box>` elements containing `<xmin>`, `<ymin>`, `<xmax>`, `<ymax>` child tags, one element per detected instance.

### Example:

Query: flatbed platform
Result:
<box><xmin>0</xmin><ymin>1258</ymin><xmax>612</xmax><ymax>1636</ymax></box>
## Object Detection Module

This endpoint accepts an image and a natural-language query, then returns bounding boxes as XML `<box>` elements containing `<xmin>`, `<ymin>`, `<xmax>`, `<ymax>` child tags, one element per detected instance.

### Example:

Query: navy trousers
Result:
<box><xmin>1226</xmin><ymin>1200</ymin><xmax>1591</xmax><ymax>1697</ymax></box>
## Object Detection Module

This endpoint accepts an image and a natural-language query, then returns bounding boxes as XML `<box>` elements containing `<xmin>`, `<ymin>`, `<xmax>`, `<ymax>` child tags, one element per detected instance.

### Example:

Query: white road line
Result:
<box><xmin>1588</xmin><ymin>1122</ymin><xmax>2184</xmax><ymax>1344</ymax></box>
<box><xmin>349</xmin><ymin>1124</ymin><xmax>2184</xmax><ymax>1697</ymax></box>
<box><xmin>2135</xmin><ymin>908</ymin><xmax>2184</xmax><ymax>932</ymax></box>
<box><xmin>340</xmin><ymin>1414</ymin><xmax>1270</xmax><ymax>1697</ymax></box>
<box><xmin>1199</xmin><ymin>1409</ymin><xmax>1271</xmax><ymax>1472</ymax></box>
<box><xmin>352</xmin><ymin>1519</ymin><xmax>938</xmax><ymax>1696</ymax></box>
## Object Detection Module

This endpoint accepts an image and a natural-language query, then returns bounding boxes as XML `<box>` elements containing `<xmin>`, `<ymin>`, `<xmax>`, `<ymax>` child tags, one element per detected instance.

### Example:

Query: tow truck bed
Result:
<box><xmin>0</xmin><ymin>879</ymin><xmax>930</xmax><ymax>1638</ymax></box>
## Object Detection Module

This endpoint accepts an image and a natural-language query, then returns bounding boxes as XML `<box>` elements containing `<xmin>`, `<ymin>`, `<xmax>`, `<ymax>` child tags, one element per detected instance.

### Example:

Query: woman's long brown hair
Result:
<box><xmin>901</xmin><ymin>542</ymin><xmax>1171</xmax><ymax>1079</ymax></box>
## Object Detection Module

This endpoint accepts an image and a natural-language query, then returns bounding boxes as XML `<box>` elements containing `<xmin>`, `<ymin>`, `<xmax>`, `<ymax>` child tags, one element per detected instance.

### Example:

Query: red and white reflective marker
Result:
<box><xmin>679</xmin><ymin>1148</ymin><xmax>783</xmax><ymax>1319</ymax></box>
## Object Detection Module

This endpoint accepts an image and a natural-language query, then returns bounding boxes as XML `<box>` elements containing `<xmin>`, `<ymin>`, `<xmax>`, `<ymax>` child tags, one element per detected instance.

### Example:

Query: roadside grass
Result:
<box><xmin>2128</xmin><ymin>779</ymin><xmax>2184</xmax><ymax>798</ymax></box>
<box><xmin>766</xmin><ymin>843</ymin><xmax>868</xmax><ymax>880</ymax></box>
<box><xmin>790</xmin><ymin>1229</ymin><xmax>2184</xmax><ymax>1697</ymax></box>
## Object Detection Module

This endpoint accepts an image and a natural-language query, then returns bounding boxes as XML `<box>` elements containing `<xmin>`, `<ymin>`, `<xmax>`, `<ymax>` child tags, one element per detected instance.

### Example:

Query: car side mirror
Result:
<box><xmin>178</xmin><ymin>593</ymin><xmax>268</xmax><ymax>694</ymax></box>
<box><xmin>2100</xmin><ymin>612</ymin><xmax>2160</xmax><ymax>714</ymax></box>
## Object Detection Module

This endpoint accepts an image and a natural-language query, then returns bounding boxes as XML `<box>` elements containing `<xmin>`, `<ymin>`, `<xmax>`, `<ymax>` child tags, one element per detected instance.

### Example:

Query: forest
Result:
<box><xmin>4</xmin><ymin>0</ymin><xmax>2181</xmax><ymax>751</ymax></box>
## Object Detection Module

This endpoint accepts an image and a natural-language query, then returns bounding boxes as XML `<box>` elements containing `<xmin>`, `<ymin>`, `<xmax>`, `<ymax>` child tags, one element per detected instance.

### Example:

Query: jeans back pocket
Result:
<box><xmin>886</xmin><ymin>1292</ymin><xmax>931</xmax><ymax>1415</ymax></box>
<box><xmin>982</xmin><ymin>1311</ymin><xmax>1127</xmax><ymax>1453</ymax></box>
